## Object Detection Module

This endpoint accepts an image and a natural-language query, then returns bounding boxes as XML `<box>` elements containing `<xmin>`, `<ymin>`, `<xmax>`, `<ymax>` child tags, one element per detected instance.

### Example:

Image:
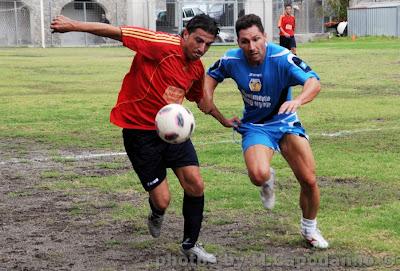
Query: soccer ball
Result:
<box><xmin>155</xmin><ymin>104</ymin><xmax>195</xmax><ymax>144</ymax></box>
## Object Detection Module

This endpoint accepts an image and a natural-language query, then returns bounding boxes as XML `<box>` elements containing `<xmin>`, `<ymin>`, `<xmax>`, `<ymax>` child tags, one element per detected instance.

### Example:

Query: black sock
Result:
<box><xmin>182</xmin><ymin>193</ymin><xmax>204</xmax><ymax>250</ymax></box>
<box><xmin>149</xmin><ymin>197</ymin><xmax>165</xmax><ymax>218</ymax></box>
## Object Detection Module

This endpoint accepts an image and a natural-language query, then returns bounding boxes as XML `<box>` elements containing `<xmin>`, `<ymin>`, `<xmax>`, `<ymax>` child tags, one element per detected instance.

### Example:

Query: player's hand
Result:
<box><xmin>222</xmin><ymin>116</ymin><xmax>241</xmax><ymax>128</ymax></box>
<box><xmin>278</xmin><ymin>100</ymin><xmax>301</xmax><ymax>114</ymax></box>
<box><xmin>50</xmin><ymin>15</ymin><xmax>76</xmax><ymax>33</ymax></box>
<box><xmin>284</xmin><ymin>33</ymin><xmax>291</xmax><ymax>38</ymax></box>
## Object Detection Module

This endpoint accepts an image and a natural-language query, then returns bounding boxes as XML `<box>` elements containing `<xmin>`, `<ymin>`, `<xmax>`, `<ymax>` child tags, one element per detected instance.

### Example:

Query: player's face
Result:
<box><xmin>237</xmin><ymin>25</ymin><xmax>267</xmax><ymax>66</ymax></box>
<box><xmin>285</xmin><ymin>6</ymin><xmax>292</xmax><ymax>15</ymax></box>
<box><xmin>182</xmin><ymin>28</ymin><xmax>215</xmax><ymax>61</ymax></box>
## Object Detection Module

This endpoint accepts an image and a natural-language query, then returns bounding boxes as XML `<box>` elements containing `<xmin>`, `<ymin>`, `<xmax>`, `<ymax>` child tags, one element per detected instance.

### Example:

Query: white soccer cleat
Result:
<box><xmin>147</xmin><ymin>212</ymin><xmax>164</xmax><ymax>238</ymax></box>
<box><xmin>301</xmin><ymin>228</ymin><xmax>329</xmax><ymax>249</ymax></box>
<box><xmin>180</xmin><ymin>243</ymin><xmax>217</xmax><ymax>264</ymax></box>
<box><xmin>260</xmin><ymin>168</ymin><xmax>275</xmax><ymax>210</ymax></box>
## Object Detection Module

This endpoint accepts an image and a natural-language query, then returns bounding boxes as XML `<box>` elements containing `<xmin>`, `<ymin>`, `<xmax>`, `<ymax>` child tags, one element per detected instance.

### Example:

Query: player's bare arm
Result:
<box><xmin>198</xmin><ymin>75</ymin><xmax>240</xmax><ymax>127</ymax></box>
<box><xmin>50</xmin><ymin>15</ymin><xmax>122</xmax><ymax>41</ymax></box>
<box><xmin>278</xmin><ymin>77</ymin><xmax>321</xmax><ymax>114</ymax></box>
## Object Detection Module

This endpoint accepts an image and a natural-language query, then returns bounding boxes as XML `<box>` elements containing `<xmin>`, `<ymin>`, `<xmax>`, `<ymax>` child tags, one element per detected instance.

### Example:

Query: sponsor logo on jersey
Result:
<box><xmin>163</xmin><ymin>86</ymin><xmax>185</xmax><ymax>104</ymax></box>
<box><xmin>249</xmin><ymin>78</ymin><xmax>262</xmax><ymax>92</ymax></box>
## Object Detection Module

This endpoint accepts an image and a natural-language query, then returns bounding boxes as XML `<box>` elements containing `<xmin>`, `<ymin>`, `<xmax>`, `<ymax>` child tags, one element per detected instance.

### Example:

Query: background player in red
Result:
<box><xmin>278</xmin><ymin>4</ymin><xmax>297</xmax><ymax>55</ymax></box>
<box><xmin>51</xmin><ymin>14</ymin><xmax>219</xmax><ymax>263</ymax></box>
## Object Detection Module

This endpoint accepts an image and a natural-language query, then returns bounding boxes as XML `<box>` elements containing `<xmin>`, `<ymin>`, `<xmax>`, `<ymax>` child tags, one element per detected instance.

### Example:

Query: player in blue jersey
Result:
<box><xmin>198</xmin><ymin>14</ymin><xmax>328</xmax><ymax>249</ymax></box>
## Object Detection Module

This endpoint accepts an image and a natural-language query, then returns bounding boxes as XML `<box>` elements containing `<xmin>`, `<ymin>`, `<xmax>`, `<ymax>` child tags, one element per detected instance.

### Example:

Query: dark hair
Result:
<box><xmin>235</xmin><ymin>14</ymin><xmax>264</xmax><ymax>38</ymax></box>
<box><xmin>285</xmin><ymin>4</ymin><xmax>292</xmax><ymax>8</ymax></box>
<box><xmin>185</xmin><ymin>14</ymin><xmax>220</xmax><ymax>37</ymax></box>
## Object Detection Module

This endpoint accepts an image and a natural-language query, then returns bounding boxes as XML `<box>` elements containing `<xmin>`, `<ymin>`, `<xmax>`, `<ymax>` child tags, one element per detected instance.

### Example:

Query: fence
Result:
<box><xmin>155</xmin><ymin>0</ymin><xmax>326</xmax><ymax>42</ymax></box>
<box><xmin>0</xmin><ymin>1</ymin><xmax>31</xmax><ymax>46</ymax></box>
<box><xmin>0</xmin><ymin>0</ymin><xmax>326</xmax><ymax>47</ymax></box>
<box><xmin>348</xmin><ymin>4</ymin><xmax>400</xmax><ymax>37</ymax></box>
<box><xmin>0</xmin><ymin>0</ymin><xmax>125</xmax><ymax>47</ymax></box>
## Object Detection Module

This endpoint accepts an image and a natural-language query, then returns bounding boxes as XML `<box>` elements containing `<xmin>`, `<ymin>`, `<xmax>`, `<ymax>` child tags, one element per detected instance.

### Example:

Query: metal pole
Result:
<box><xmin>322</xmin><ymin>0</ymin><xmax>325</xmax><ymax>33</ymax></box>
<box><xmin>115</xmin><ymin>2</ymin><xmax>118</xmax><ymax>26</ymax></box>
<box><xmin>177</xmin><ymin>0</ymin><xmax>183</xmax><ymax>34</ymax></box>
<box><xmin>397</xmin><ymin>6</ymin><xmax>400</xmax><ymax>37</ymax></box>
<box><xmin>147</xmin><ymin>0</ymin><xmax>149</xmax><ymax>29</ymax></box>
<box><xmin>83</xmin><ymin>2</ymin><xmax>87</xmax><ymax>46</ymax></box>
<box><xmin>306</xmin><ymin>0</ymin><xmax>310</xmax><ymax>33</ymax></box>
<box><xmin>40</xmin><ymin>0</ymin><xmax>45</xmax><ymax>48</ymax></box>
<box><xmin>14</xmin><ymin>1</ymin><xmax>19</xmax><ymax>46</ymax></box>
<box><xmin>49</xmin><ymin>0</ymin><xmax>53</xmax><ymax>47</ymax></box>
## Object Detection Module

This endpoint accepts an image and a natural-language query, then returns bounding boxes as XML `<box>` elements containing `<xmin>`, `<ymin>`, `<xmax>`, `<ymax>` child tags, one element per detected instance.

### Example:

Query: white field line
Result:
<box><xmin>1</xmin><ymin>127</ymin><xmax>398</xmax><ymax>164</ymax></box>
<box><xmin>311</xmin><ymin>127</ymin><xmax>399</xmax><ymax>137</ymax></box>
<box><xmin>62</xmin><ymin>152</ymin><xmax>127</xmax><ymax>160</ymax></box>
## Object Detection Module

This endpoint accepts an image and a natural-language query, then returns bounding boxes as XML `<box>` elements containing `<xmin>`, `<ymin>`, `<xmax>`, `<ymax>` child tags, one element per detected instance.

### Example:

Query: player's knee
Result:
<box><xmin>300</xmin><ymin>175</ymin><xmax>318</xmax><ymax>191</ymax></box>
<box><xmin>185</xmin><ymin>179</ymin><xmax>204</xmax><ymax>197</ymax></box>
<box><xmin>153</xmin><ymin>195</ymin><xmax>170</xmax><ymax>211</ymax></box>
<box><xmin>249</xmin><ymin>168</ymin><xmax>272</xmax><ymax>186</ymax></box>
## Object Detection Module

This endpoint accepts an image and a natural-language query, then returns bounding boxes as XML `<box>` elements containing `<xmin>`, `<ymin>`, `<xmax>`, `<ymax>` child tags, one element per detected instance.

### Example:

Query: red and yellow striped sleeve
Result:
<box><xmin>121</xmin><ymin>26</ymin><xmax>181</xmax><ymax>59</ymax></box>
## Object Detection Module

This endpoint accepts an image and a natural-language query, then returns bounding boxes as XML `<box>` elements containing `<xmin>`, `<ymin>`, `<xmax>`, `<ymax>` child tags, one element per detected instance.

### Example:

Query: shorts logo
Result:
<box><xmin>147</xmin><ymin>178</ymin><xmax>159</xmax><ymax>187</ymax></box>
<box><xmin>249</xmin><ymin>78</ymin><xmax>262</xmax><ymax>92</ymax></box>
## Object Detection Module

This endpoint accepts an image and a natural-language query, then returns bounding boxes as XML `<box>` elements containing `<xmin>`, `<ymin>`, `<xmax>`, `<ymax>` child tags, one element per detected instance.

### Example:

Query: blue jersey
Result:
<box><xmin>207</xmin><ymin>43</ymin><xmax>319</xmax><ymax>124</ymax></box>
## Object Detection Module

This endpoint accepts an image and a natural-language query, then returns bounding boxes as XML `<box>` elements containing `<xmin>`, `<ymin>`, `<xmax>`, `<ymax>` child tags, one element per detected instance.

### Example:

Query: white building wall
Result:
<box><xmin>127</xmin><ymin>0</ymin><xmax>156</xmax><ymax>30</ymax></box>
<box><xmin>244</xmin><ymin>0</ymin><xmax>273</xmax><ymax>41</ymax></box>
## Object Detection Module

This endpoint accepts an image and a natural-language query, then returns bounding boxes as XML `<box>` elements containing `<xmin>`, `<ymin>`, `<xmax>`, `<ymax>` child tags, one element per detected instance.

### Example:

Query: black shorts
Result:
<box><xmin>279</xmin><ymin>36</ymin><xmax>296</xmax><ymax>50</ymax></box>
<box><xmin>122</xmin><ymin>129</ymin><xmax>199</xmax><ymax>191</ymax></box>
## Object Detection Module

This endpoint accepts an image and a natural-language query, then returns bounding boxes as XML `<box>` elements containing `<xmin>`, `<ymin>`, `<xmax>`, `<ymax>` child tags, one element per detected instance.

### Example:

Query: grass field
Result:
<box><xmin>1</xmin><ymin>36</ymin><xmax>399</xmax><ymax>270</ymax></box>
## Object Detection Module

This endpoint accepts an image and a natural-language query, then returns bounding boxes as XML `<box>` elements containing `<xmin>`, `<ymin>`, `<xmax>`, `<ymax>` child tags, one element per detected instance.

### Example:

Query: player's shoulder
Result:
<box><xmin>121</xmin><ymin>26</ymin><xmax>181</xmax><ymax>44</ymax></box>
<box><xmin>267</xmin><ymin>42</ymin><xmax>290</xmax><ymax>59</ymax></box>
<box><xmin>221</xmin><ymin>48</ymin><xmax>243</xmax><ymax>61</ymax></box>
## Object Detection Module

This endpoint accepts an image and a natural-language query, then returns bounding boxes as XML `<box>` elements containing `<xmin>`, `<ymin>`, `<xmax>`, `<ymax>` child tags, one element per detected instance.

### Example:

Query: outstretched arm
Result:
<box><xmin>198</xmin><ymin>75</ymin><xmax>240</xmax><ymax>128</ymax></box>
<box><xmin>278</xmin><ymin>77</ymin><xmax>321</xmax><ymax>114</ymax></box>
<box><xmin>50</xmin><ymin>15</ymin><xmax>122</xmax><ymax>41</ymax></box>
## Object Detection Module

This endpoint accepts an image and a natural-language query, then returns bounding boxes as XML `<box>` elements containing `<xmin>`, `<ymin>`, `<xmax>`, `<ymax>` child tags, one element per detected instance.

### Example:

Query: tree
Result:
<box><xmin>325</xmin><ymin>0</ymin><xmax>350</xmax><ymax>21</ymax></box>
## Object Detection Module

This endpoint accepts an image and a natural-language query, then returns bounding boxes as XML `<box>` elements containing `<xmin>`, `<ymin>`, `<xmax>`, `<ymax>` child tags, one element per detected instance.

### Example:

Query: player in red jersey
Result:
<box><xmin>278</xmin><ymin>4</ymin><xmax>297</xmax><ymax>55</ymax></box>
<box><xmin>51</xmin><ymin>14</ymin><xmax>219</xmax><ymax>263</ymax></box>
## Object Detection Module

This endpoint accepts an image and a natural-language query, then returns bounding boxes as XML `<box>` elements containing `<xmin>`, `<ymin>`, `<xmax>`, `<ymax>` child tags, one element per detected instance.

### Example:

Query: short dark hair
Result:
<box><xmin>235</xmin><ymin>14</ymin><xmax>264</xmax><ymax>37</ymax></box>
<box><xmin>185</xmin><ymin>14</ymin><xmax>220</xmax><ymax>37</ymax></box>
<box><xmin>285</xmin><ymin>4</ymin><xmax>292</xmax><ymax>8</ymax></box>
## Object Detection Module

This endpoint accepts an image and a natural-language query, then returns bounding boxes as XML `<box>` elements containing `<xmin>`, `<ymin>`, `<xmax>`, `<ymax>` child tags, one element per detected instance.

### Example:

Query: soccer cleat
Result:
<box><xmin>260</xmin><ymin>168</ymin><xmax>275</xmax><ymax>210</ymax></box>
<box><xmin>180</xmin><ymin>243</ymin><xmax>217</xmax><ymax>264</ymax></box>
<box><xmin>301</xmin><ymin>228</ymin><xmax>329</xmax><ymax>249</ymax></box>
<box><xmin>147</xmin><ymin>212</ymin><xmax>164</xmax><ymax>238</ymax></box>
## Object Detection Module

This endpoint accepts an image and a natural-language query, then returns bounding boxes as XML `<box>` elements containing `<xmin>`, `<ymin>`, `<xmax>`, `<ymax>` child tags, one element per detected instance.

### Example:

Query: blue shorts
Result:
<box><xmin>235</xmin><ymin>113</ymin><xmax>308</xmax><ymax>152</ymax></box>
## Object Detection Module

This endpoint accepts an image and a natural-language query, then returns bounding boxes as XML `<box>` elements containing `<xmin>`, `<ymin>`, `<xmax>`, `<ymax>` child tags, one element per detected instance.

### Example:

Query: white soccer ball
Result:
<box><xmin>155</xmin><ymin>104</ymin><xmax>195</xmax><ymax>144</ymax></box>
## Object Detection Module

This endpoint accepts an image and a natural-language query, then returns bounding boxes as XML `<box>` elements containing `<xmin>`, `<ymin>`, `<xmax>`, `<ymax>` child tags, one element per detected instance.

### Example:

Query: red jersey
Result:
<box><xmin>110</xmin><ymin>27</ymin><xmax>205</xmax><ymax>130</ymax></box>
<box><xmin>278</xmin><ymin>15</ymin><xmax>295</xmax><ymax>37</ymax></box>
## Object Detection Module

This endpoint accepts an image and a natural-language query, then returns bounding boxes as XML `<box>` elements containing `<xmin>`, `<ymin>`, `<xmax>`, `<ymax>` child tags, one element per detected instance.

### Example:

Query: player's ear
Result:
<box><xmin>182</xmin><ymin>29</ymin><xmax>189</xmax><ymax>40</ymax></box>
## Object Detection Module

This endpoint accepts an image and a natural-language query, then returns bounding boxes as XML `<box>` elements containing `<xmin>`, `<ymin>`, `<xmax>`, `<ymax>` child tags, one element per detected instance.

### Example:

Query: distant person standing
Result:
<box><xmin>278</xmin><ymin>4</ymin><xmax>296</xmax><ymax>55</ymax></box>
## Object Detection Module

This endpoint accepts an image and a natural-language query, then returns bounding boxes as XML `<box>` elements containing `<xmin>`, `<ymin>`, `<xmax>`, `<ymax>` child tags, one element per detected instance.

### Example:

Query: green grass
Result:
<box><xmin>1</xmin><ymin>36</ymin><xmax>400</xmax><ymax>267</ymax></box>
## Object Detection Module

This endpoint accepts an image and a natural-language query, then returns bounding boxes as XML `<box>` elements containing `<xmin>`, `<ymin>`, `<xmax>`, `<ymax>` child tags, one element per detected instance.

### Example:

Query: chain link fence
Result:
<box><xmin>0</xmin><ymin>0</ymin><xmax>125</xmax><ymax>47</ymax></box>
<box><xmin>0</xmin><ymin>0</ymin><xmax>326</xmax><ymax>47</ymax></box>
<box><xmin>55</xmin><ymin>1</ymin><xmax>119</xmax><ymax>46</ymax></box>
<box><xmin>154</xmin><ymin>0</ymin><xmax>326</xmax><ymax>43</ymax></box>
<box><xmin>0</xmin><ymin>1</ymin><xmax>31</xmax><ymax>46</ymax></box>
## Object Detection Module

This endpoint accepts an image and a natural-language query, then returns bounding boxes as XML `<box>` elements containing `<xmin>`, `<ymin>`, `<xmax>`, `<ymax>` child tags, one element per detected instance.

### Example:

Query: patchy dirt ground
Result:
<box><xmin>1</xmin><ymin>139</ymin><xmax>359</xmax><ymax>271</ymax></box>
